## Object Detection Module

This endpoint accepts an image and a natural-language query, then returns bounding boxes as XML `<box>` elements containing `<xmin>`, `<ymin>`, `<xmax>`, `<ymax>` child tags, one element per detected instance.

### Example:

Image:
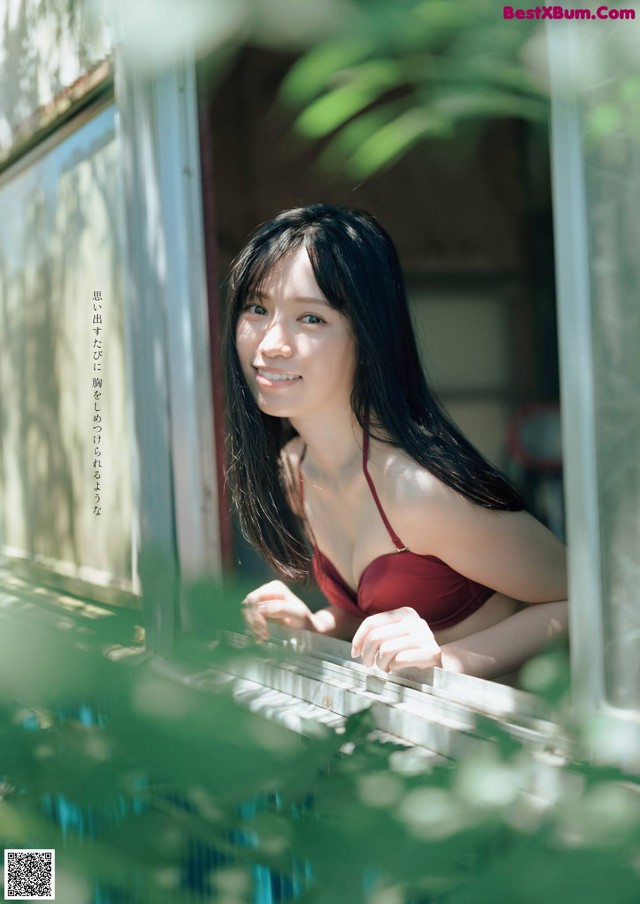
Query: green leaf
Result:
<box><xmin>280</xmin><ymin>37</ymin><xmax>375</xmax><ymax>105</ymax></box>
<box><xmin>345</xmin><ymin>106</ymin><xmax>454</xmax><ymax>177</ymax></box>
<box><xmin>315</xmin><ymin>100</ymin><xmax>409</xmax><ymax>170</ymax></box>
<box><xmin>293</xmin><ymin>60</ymin><xmax>405</xmax><ymax>138</ymax></box>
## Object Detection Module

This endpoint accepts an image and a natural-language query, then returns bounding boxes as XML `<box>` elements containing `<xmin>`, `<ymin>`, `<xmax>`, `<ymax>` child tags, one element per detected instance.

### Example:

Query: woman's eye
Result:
<box><xmin>244</xmin><ymin>303</ymin><xmax>267</xmax><ymax>316</ymax></box>
<box><xmin>300</xmin><ymin>314</ymin><xmax>325</xmax><ymax>325</ymax></box>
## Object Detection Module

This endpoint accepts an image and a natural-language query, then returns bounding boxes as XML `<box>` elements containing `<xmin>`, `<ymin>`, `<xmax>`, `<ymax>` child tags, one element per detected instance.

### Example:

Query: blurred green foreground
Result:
<box><xmin>0</xmin><ymin>577</ymin><xmax>638</xmax><ymax>904</ymax></box>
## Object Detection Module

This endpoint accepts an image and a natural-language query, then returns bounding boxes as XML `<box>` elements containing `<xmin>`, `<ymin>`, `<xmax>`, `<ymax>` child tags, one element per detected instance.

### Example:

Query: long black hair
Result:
<box><xmin>223</xmin><ymin>204</ymin><xmax>525</xmax><ymax>581</ymax></box>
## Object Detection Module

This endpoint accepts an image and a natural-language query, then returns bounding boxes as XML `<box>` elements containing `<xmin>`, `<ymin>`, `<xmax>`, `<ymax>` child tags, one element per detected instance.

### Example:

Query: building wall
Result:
<box><xmin>0</xmin><ymin>102</ymin><xmax>137</xmax><ymax>600</ymax></box>
<box><xmin>0</xmin><ymin>4</ymin><xmax>137</xmax><ymax>601</ymax></box>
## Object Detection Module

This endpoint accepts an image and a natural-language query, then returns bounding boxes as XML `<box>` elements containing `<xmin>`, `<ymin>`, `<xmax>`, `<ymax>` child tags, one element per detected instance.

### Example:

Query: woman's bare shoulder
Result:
<box><xmin>375</xmin><ymin>444</ymin><xmax>451</xmax><ymax>507</ymax></box>
<box><xmin>370</xmin><ymin>443</ymin><xmax>467</xmax><ymax>547</ymax></box>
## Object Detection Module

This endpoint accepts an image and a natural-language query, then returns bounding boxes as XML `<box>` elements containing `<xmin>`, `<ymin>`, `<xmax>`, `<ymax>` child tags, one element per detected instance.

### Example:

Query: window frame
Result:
<box><xmin>548</xmin><ymin>21</ymin><xmax>640</xmax><ymax>765</ymax></box>
<box><xmin>114</xmin><ymin>52</ymin><xmax>222</xmax><ymax>651</ymax></box>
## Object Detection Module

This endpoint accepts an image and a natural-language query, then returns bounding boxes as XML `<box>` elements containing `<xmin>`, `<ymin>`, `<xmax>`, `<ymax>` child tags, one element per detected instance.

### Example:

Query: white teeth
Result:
<box><xmin>258</xmin><ymin>369</ymin><xmax>299</xmax><ymax>381</ymax></box>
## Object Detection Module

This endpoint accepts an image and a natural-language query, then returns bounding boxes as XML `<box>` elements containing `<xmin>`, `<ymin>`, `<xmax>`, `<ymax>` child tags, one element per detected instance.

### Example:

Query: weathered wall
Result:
<box><xmin>0</xmin><ymin>104</ymin><xmax>136</xmax><ymax>598</ymax></box>
<box><xmin>0</xmin><ymin>0</ymin><xmax>111</xmax><ymax>161</ymax></box>
<box><xmin>0</xmin><ymin>3</ymin><xmax>133</xmax><ymax>600</ymax></box>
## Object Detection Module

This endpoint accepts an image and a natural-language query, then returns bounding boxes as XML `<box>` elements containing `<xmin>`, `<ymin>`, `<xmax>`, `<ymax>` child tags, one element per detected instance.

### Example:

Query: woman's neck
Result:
<box><xmin>290</xmin><ymin>409</ymin><xmax>363</xmax><ymax>481</ymax></box>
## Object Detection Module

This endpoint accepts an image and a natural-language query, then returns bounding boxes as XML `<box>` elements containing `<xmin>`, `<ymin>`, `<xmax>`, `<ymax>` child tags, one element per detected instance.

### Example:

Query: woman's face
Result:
<box><xmin>235</xmin><ymin>246</ymin><xmax>356</xmax><ymax>423</ymax></box>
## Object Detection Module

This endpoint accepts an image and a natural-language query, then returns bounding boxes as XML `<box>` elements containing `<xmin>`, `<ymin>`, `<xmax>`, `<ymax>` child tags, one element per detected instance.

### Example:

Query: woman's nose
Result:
<box><xmin>258</xmin><ymin>319</ymin><xmax>292</xmax><ymax>357</ymax></box>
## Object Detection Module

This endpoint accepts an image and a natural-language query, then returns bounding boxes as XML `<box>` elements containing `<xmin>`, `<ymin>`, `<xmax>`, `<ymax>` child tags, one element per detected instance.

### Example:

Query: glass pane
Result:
<box><xmin>579</xmin><ymin>20</ymin><xmax>640</xmax><ymax>708</ymax></box>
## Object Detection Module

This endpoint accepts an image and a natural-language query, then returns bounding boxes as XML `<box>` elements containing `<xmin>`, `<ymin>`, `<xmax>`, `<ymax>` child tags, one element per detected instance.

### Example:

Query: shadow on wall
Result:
<box><xmin>0</xmin><ymin>107</ymin><xmax>135</xmax><ymax>590</ymax></box>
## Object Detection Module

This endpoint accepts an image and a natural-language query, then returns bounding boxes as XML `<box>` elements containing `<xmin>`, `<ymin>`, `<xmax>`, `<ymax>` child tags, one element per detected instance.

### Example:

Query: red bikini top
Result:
<box><xmin>298</xmin><ymin>433</ymin><xmax>494</xmax><ymax>631</ymax></box>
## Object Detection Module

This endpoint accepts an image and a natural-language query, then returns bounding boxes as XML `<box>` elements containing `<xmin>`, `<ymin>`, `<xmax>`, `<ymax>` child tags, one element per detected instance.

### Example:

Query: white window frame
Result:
<box><xmin>115</xmin><ymin>52</ymin><xmax>221</xmax><ymax>651</ymax></box>
<box><xmin>548</xmin><ymin>22</ymin><xmax>640</xmax><ymax>767</ymax></box>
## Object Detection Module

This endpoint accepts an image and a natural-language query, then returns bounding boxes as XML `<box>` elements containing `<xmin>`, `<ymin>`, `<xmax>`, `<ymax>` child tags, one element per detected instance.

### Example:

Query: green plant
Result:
<box><xmin>0</xmin><ymin>577</ymin><xmax>638</xmax><ymax>903</ymax></box>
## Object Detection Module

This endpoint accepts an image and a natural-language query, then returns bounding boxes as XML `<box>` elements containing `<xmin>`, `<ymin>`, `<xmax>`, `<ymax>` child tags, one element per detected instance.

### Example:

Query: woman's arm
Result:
<box><xmin>350</xmin><ymin>599</ymin><xmax>568</xmax><ymax>680</ymax></box>
<box><xmin>439</xmin><ymin>599</ymin><xmax>568</xmax><ymax>679</ymax></box>
<box><xmin>399</xmin><ymin>487</ymin><xmax>568</xmax><ymax>604</ymax></box>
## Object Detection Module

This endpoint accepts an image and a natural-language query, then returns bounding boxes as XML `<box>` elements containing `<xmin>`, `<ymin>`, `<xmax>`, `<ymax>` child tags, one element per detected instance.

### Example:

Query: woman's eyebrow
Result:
<box><xmin>252</xmin><ymin>290</ymin><xmax>330</xmax><ymax>306</ymax></box>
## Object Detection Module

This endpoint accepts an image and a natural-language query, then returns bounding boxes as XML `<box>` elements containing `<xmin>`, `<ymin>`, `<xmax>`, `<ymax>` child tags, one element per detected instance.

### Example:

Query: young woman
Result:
<box><xmin>224</xmin><ymin>204</ymin><xmax>568</xmax><ymax>681</ymax></box>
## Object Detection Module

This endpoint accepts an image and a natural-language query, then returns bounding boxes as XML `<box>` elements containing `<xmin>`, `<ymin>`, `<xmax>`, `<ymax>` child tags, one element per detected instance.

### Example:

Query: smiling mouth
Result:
<box><xmin>255</xmin><ymin>368</ymin><xmax>301</xmax><ymax>382</ymax></box>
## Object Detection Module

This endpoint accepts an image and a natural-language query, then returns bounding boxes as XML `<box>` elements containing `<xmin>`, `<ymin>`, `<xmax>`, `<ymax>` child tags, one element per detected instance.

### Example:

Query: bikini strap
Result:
<box><xmin>362</xmin><ymin>431</ymin><xmax>408</xmax><ymax>552</ymax></box>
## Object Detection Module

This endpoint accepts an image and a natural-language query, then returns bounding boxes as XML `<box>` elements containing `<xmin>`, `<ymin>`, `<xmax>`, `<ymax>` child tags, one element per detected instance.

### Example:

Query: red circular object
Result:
<box><xmin>507</xmin><ymin>402</ymin><xmax>563</xmax><ymax>473</ymax></box>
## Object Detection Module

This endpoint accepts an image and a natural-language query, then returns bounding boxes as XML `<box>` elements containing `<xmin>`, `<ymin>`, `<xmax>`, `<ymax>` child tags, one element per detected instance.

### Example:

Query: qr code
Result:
<box><xmin>4</xmin><ymin>850</ymin><xmax>55</xmax><ymax>900</ymax></box>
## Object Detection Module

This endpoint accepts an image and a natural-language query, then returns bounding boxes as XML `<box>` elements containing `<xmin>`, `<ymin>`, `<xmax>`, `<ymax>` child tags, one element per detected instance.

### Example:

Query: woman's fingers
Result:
<box><xmin>358</xmin><ymin>620</ymin><xmax>414</xmax><ymax>667</ymax></box>
<box><xmin>365</xmin><ymin>630</ymin><xmax>441</xmax><ymax>671</ymax></box>
<box><xmin>375</xmin><ymin>635</ymin><xmax>443</xmax><ymax>672</ymax></box>
<box><xmin>241</xmin><ymin>582</ymin><xmax>312</xmax><ymax>636</ymax></box>
<box><xmin>241</xmin><ymin>581</ymin><xmax>290</xmax><ymax>639</ymax></box>
<box><xmin>351</xmin><ymin>607</ymin><xmax>442</xmax><ymax>671</ymax></box>
<box><xmin>351</xmin><ymin>608</ymin><xmax>420</xmax><ymax>658</ymax></box>
<box><xmin>255</xmin><ymin>601</ymin><xmax>298</xmax><ymax>623</ymax></box>
<box><xmin>388</xmin><ymin>646</ymin><xmax>442</xmax><ymax>672</ymax></box>
<box><xmin>374</xmin><ymin>636</ymin><xmax>414</xmax><ymax>672</ymax></box>
<box><xmin>241</xmin><ymin>602</ymin><xmax>270</xmax><ymax>640</ymax></box>
<box><xmin>242</xmin><ymin>580</ymin><xmax>290</xmax><ymax>606</ymax></box>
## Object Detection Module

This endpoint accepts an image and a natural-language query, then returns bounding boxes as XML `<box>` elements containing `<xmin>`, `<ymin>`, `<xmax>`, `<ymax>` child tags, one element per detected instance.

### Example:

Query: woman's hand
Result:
<box><xmin>350</xmin><ymin>607</ymin><xmax>442</xmax><ymax>673</ymax></box>
<box><xmin>241</xmin><ymin>580</ymin><xmax>315</xmax><ymax>640</ymax></box>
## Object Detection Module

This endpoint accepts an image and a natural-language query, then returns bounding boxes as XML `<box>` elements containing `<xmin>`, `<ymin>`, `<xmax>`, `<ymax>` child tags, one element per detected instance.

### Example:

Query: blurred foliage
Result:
<box><xmin>583</xmin><ymin>73</ymin><xmax>640</xmax><ymax>165</ymax></box>
<box><xmin>278</xmin><ymin>0</ymin><xmax>548</xmax><ymax>178</ymax></box>
<box><xmin>96</xmin><ymin>0</ymin><xmax>639</xmax><ymax>181</ymax></box>
<box><xmin>0</xmin><ymin>577</ymin><xmax>639</xmax><ymax>903</ymax></box>
<box><xmin>102</xmin><ymin>0</ymin><xmax>548</xmax><ymax>177</ymax></box>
